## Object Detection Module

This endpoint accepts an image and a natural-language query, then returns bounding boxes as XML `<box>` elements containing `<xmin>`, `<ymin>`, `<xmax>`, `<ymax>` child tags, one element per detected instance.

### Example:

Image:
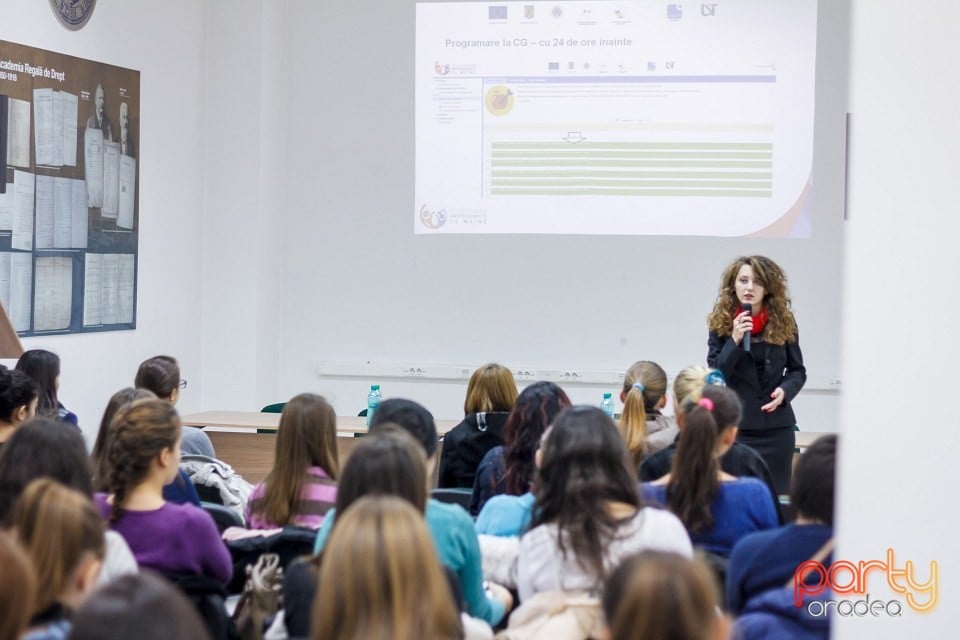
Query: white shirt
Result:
<box><xmin>516</xmin><ymin>506</ymin><xmax>693</xmax><ymax>602</ymax></box>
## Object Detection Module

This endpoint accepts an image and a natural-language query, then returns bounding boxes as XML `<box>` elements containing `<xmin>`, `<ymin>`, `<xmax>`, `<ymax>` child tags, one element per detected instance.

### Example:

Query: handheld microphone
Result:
<box><xmin>742</xmin><ymin>302</ymin><xmax>752</xmax><ymax>352</ymax></box>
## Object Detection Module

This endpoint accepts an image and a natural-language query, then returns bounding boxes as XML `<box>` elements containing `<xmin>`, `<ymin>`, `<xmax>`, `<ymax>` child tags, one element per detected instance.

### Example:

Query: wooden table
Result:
<box><xmin>181</xmin><ymin>411</ymin><xmax>457</xmax><ymax>484</ymax></box>
<box><xmin>182</xmin><ymin>410</ymin><xmax>832</xmax><ymax>485</ymax></box>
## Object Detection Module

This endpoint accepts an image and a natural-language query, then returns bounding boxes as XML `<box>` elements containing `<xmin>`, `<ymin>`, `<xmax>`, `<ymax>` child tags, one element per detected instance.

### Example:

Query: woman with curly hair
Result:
<box><xmin>707</xmin><ymin>255</ymin><xmax>806</xmax><ymax>495</ymax></box>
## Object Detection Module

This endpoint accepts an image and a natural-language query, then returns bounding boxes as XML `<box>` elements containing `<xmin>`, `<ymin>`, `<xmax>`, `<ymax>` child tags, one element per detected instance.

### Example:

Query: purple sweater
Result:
<box><xmin>94</xmin><ymin>493</ymin><xmax>233</xmax><ymax>584</ymax></box>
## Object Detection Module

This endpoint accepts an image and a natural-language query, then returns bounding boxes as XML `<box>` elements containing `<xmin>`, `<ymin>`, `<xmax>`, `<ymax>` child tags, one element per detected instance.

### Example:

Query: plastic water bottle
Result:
<box><xmin>366</xmin><ymin>384</ymin><xmax>381</xmax><ymax>427</ymax></box>
<box><xmin>601</xmin><ymin>392</ymin><xmax>615</xmax><ymax>419</ymax></box>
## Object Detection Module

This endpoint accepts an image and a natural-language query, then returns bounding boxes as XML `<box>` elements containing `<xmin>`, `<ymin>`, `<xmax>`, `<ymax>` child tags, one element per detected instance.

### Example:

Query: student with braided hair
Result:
<box><xmin>94</xmin><ymin>397</ymin><xmax>232</xmax><ymax>584</ymax></box>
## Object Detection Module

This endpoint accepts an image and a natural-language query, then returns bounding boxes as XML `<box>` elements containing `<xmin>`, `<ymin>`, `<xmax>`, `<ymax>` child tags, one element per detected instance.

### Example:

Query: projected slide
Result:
<box><xmin>415</xmin><ymin>1</ymin><xmax>817</xmax><ymax>236</ymax></box>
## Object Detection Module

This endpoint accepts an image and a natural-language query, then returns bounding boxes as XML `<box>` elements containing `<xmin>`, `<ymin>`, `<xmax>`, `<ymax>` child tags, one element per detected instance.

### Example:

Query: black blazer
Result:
<box><xmin>707</xmin><ymin>329</ymin><xmax>806</xmax><ymax>431</ymax></box>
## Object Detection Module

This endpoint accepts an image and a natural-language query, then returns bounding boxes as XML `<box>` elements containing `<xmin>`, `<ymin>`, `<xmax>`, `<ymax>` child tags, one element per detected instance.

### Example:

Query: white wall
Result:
<box><xmin>834</xmin><ymin>1</ymin><xmax>959</xmax><ymax>635</ymax></box>
<box><xmin>256</xmin><ymin>0</ymin><xmax>848</xmax><ymax>426</ymax></box>
<box><xmin>0</xmin><ymin>1</ymin><xmax>208</xmax><ymax>444</ymax></box>
<box><xmin>2</xmin><ymin>1</ymin><xmax>848</xmax><ymax>432</ymax></box>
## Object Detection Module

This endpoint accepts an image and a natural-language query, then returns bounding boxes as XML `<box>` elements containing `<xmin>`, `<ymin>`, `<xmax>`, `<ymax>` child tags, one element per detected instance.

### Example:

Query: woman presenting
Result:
<box><xmin>707</xmin><ymin>255</ymin><xmax>806</xmax><ymax>495</ymax></box>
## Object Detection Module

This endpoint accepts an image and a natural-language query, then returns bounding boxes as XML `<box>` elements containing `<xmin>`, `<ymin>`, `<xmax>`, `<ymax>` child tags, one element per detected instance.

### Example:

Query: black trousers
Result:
<box><xmin>736</xmin><ymin>426</ymin><xmax>795</xmax><ymax>496</ymax></box>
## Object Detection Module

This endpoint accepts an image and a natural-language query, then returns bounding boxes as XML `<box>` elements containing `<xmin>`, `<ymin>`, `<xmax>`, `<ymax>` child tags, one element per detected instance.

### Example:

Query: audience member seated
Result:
<box><xmin>0</xmin><ymin>365</ymin><xmax>39</xmax><ymax>448</ymax></box>
<box><xmin>287</xmin><ymin>427</ymin><xmax>492</xmax><ymax>638</ymax></box>
<box><xmin>0</xmin><ymin>418</ymin><xmax>137</xmax><ymax>585</ymax></box>
<box><xmin>134</xmin><ymin>355</ymin><xmax>215</xmax><ymax>457</ymax></box>
<box><xmin>639</xmin><ymin>366</ymin><xmax>781</xmax><ymax>521</ymax></box>
<box><xmin>314</xmin><ymin>399</ymin><xmax>513</xmax><ymax>627</ymax></box>
<box><xmin>94</xmin><ymin>398</ymin><xmax>232</xmax><ymax>584</ymax></box>
<box><xmin>285</xmin><ymin>427</ymin><xmax>431</xmax><ymax>636</ymax></box>
<box><xmin>517</xmin><ymin>406</ymin><xmax>692</xmax><ymax>602</ymax></box>
<box><xmin>726</xmin><ymin>434</ymin><xmax>836</xmax><ymax>615</ymax></box>
<box><xmin>439</xmin><ymin>363</ymin><xmax>518</xmax><ymax>489</ymax></box>
<box><xmin>246</xmin><ymin>393</ymin><xmax>338</xmax><ymax>529</ymax></box>
<box><xmin>0</xmin><ymin>530</ymin><xmax>36</xmax><ymax>640</ymax></box>
<box><xmin>70</xmin><ymin>572</ymin><xmax>211</xmax><ymax>640</ymax></box>
<box><xmin>312</xmin><ymin>496</ymin><xmax>464</xmax><ymax>640</ymax></box>
<box><xmin>15</xmin><ymin>479</ymin><xmax>106</xmax><ymax>640</ymax></box>
<box><xmin>733</xmin><ymin>586</ymin><xmax>832</xmax><ymax>640</ymax></box>
<box><xmin>470</xmin><ymin>381</ymin><xmax>571</xmax><ymax>515</ymax></box>
<box><xmin>618</xmin><ymin>360</ymin><xmax>677</xmax><ymax>467</ymax></box>
<box><xmin>15</xmin><ymin>349</ymin><xmax>78</xmax><ymax>426</ymax></box>
<box><xmin>641</xmin><ymin>385</ymin><xmax>778</xmax><ymax>558</ymax></box>
<box><xmin>602</xmin><ymin>550</ymin><xmax>729</xmax><ymax>640</ymax></box>
<box><xmin>91</xmin><ymin>387</ymin><xmax>201</xmax><ymax>507</ymax></box>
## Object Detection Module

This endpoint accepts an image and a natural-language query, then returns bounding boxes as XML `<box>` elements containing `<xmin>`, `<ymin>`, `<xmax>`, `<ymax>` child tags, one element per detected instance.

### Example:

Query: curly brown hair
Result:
<box><xmin>707</xmin><ymin>255</ymin><xmax>797</xmax><ymax>345</ymax></box>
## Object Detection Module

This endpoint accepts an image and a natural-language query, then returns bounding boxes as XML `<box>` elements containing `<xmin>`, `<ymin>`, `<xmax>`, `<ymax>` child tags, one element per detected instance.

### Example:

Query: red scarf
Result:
<box><xmin>739</xmin><ymin>305</ymin><xmax>768</xmax><ymax>336</ymax></box>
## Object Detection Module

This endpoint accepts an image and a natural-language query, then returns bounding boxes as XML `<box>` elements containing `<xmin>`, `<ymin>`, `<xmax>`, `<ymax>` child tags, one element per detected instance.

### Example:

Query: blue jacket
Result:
<box><xmin>734</xmin><ymin>587</ymin><xmax>831</xmax><ymax>640</ymax></box>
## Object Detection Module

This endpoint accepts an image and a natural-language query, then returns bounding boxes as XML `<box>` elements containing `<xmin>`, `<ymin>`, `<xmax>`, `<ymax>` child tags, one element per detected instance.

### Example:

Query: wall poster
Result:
<box><xmin>0</xmin><ymin>39</ymin><xmax>138</xmax><ymax>336</ymax></box>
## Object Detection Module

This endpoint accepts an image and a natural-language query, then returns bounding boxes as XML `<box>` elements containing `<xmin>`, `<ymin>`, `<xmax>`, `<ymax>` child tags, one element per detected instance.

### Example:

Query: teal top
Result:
<box><xmin>314</xmin><ymin>498</ymin><xmax>505</xmax><ymax>626</ymax></box>
<box><xmin>475</xmin><ymin>492</ymin><xmax>535</xmax><ymax>537</ymax></box>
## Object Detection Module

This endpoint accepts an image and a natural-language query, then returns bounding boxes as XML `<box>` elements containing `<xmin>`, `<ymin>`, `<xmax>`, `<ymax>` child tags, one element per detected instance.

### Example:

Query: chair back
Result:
<box><xmin>430</xmin><ymin>487</ymin><xmax>473</xmax><ymax>511</ymax></box>
<box><xmin>201</xmin><ymin>501</ymin><xmax>245</xmax><ymax>533</ymax></box>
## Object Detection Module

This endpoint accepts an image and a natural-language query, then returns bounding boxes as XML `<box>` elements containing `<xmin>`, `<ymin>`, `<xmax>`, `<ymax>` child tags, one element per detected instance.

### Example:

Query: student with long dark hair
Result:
<box><xmin>0</xmin><ymin>365</ymin><xmax>39</xmax><ymax>448</ymax></box>
<box><xmin>470</xmin><ymin>381</ymin><xmax>571</xmax><ymax>515</ymax></box>
<box><xmin>642</xmin><ymin>385</ymin><xmax>778</xmax><ymax>557</ymax></box>
<box><xmin>246</xmin><ymin>393</ymin><xmax>339</xmax><ymax>529</ymax></box>
<box><xmin>15</xmin><ymin>349</ymin><xmax>78</xmax><ymax>425</ymax></box>
<box><xmin>516</xmin><ymin>406</ymin><xmax>692</xmax><ymax>601</ymax></box>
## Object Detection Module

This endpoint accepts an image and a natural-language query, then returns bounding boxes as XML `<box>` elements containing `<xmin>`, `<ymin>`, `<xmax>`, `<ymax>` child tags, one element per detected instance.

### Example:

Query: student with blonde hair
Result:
<box><xmin>618</xmin><ymin>360</ymin><xmax>675</xmax><ymax>467</ymax></box>
<box><xmin>14</xmin><ymin>479</ymin><xmax>106</xmax><ymax>640</ymax></box>
<box><xmin>246</xmin><ymin>393</ymin><xmax>339</xmax><ymax>529</ymax></box>
<box><xmin>311</xmin><ymin>495</ymin><xmax>464</xmax><ymax>640</ymax></box>
<box><xmin>439</xmin><ymin>363</ymin><xmax>518</xmax><ymax>488</ymax></box>
<box><xmin>602</xmin><ymin>551</ymin><xmax>728</xmax><ymax>640</ymax></box>
<box><xmin>0</xmin><ymin>530</ymin><xmax>36</xmax><ymax>640</ymax></box>
<box><xmin>94</xmin><ymin>398</ymin><xmax>232</xmax><ymax>584</ymax></box>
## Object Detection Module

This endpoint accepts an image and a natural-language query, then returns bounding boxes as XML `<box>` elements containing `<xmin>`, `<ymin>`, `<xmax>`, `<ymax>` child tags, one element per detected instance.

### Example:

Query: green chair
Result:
<box><xmin>260</xmin><ymin>402</ymin><xmax>286</xmax><ymax>413</ymax></box>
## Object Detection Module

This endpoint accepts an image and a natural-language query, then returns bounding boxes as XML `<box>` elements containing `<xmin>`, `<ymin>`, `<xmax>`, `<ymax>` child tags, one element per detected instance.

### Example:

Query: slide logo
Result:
<box><xmin>485</xmin><ymin>86</ymin><xmax>514</xmax><ymax>116</ymax></box>
<box><xmin>794</xmin><ymin>548</ymin><xmax>938</xmax><ymax>617</ymax></box>
<box><xmin>434</xmin><ymin>61</ymin><xmax>450</xmax><ymax>76</ymax></box>
<box><xmin>419</xmin><ymin>205</ymin><xmax>447</xmax><ymax>229</ymax></box>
